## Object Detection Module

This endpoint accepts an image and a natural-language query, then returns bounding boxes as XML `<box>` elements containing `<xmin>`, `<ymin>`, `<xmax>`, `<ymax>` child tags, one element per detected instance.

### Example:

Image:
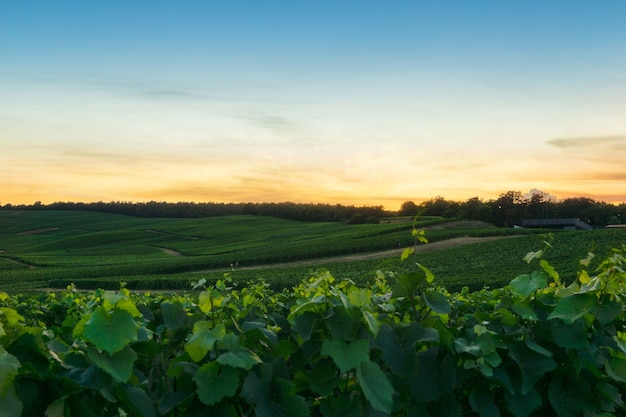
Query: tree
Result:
<box><xmin>492</xmin><ymin>191</ymin><xmax>525</xmax><ymax>227</ymax></box>
<box><xmin>459</xmin><ymin>197</ymin><xmax>491</xmax><ymax>221</ymax></box>
<box><xmin>398</xmin><ymin>201</ymin><xmax>420</xmax><ymax>217</ymax></box>
<box><xmin>526</xmin><ymin>190</ymin><xmax>553</xmax><ymax>219</ymax></box>
<box><xmin>423</xmin><ymin>196</ymin><xmax>458</xmax><ymax>217</ymax></box>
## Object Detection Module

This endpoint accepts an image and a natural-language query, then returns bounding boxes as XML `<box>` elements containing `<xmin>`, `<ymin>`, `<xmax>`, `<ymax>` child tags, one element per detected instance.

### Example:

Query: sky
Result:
<box><xmin>2</xmin><ymin>1</ymin><xmax>626</xmax><ymax>210</ymax></box>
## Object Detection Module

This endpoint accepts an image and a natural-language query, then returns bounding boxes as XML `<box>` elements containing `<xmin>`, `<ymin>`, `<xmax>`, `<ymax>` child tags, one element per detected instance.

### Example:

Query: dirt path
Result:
<box><xmin>17</xmin><ymin>228</ymin><xmax>59</xmax><ymax>235</ymax></box>
<box><xmin>208</xmin><ymin>235</ymin><xmax>523</xmax><ymax>272</ymax></box>
<box><xmin>158</xmin><ymin>247</ymin><xmax>185</xmax><ymax>257</ymax></box>
<box><xmin>0</xmin><ymin>256</ymin><xmax>38</xmax><ymax>269</ymax></box>
<box><xmin>32</xmin><ymin>235</ymin><xmax>523</xmax><ymax>292</ymax></box>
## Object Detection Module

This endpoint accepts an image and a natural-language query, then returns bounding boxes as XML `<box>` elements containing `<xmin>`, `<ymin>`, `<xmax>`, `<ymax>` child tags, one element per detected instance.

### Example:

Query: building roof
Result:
<box><xmin>521</xmin><ymin>218</ymin><xmax>593</xmax><ymax>230</ymax></box>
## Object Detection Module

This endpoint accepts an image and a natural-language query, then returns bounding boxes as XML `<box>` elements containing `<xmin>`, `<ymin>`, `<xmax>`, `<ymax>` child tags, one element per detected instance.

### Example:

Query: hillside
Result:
<box><xmin>0</xmin><ymin>210</ymin><xmax>623</xmax><ymax>292</ymax></box>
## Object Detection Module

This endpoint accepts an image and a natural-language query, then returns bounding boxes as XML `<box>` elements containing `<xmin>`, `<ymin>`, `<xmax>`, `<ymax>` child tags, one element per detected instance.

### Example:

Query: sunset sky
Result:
<box><xmin>2</xmin><ymin>1</ymin><xmax>626</xmax><ymax>210</ymax></box>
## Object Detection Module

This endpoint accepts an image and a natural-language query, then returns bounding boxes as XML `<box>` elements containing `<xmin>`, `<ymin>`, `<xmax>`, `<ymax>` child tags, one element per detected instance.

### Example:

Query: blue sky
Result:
<box><xmin>2</xmin><ymin>1</ymin><xmax>626</xmax><ymax>209</ymax></box>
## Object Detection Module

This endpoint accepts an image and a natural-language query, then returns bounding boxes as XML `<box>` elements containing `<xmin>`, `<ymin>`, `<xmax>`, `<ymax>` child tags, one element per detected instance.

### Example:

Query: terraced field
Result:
<box><xmin>0</xmin><ymin>210</ymin><xmax>623</xmax><ymax>292</ymax></box>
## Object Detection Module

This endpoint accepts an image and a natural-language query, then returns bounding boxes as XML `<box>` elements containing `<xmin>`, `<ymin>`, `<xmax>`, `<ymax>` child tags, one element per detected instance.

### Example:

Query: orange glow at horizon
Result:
<box><xmin>3</xmin><ymin>135</ymin><xmax>626</xmax><ymax>212</ymax></box>
<box><xmin>3</xmin><ymin>127</ymin><xmax>626</xmax><ymax>211</ymax></box>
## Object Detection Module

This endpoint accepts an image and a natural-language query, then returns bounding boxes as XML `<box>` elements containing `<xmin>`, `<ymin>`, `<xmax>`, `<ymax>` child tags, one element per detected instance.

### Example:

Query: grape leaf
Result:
<box><xmin>321</xmin><ymin>339</ymin><xmax>369</xmax><ymax>373</ymax></box>
<box><xmin>510</xmin><ymin>272</ymin><xmax>548</xmax><ymax>299</ymax></box>
<box><xmin>356</xmin><ymin>360</ymin><xmax>393</xmax><ymax>414</ymax></box>
<box><xmin>185</xmin><ymin>322</ymin><xmax>226</xmax><ymax>362</ymax></box>
<box><xmin>0</xmin><ymin>385</ymin><xmax>22</xmax><ymax>417</ymax></box>
<box><xmin>82</xmin><ymin>307</ymin><xmax>138</xmax><ymax>355</ymax></box>
<box><xmin>161</xmin><ymin>302</ymin><xmax>187</xmax><ymax>331</ymax></box>
<box><xmin>0</xmin><ymin>347</ymin><xmax>20</xmax><ymax>395</ymax></box>
<box><xmin>547</xmin><ymin>294</ymin><xmax>595</xmax><ymax>324</ymax></box>
<box><xmin>423</xmin><ymin>289</ymin><xmax>451</xmax><ymax>314</ymax></box>
<box><xmin>194</xmin><ymin>362</ymin><xmax>239</xmax><ymax>406</ymax></box>
<box><xmin>217</xmin><ymin>349</ymin><xmax>262</xmax><ymax>370</ymax></box>
<box><xmin>87</xmin><ymin>346</ymin><xmax>137</xmax><ymax>383</ymax></box>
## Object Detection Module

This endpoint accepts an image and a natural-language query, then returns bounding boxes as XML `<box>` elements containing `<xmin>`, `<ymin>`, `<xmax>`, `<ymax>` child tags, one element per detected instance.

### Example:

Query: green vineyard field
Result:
<box><xmin>1</xmin><ymin>210</ymin><xmax>624</xmax><ymax>292</ymax></box>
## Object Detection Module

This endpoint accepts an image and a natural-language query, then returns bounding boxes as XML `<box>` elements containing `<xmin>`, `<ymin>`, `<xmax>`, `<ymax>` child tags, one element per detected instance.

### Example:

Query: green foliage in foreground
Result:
<box><xmin>2</xmin><ymin>240</ymin><xmax>626</xmax><ymax>416</ymax></box>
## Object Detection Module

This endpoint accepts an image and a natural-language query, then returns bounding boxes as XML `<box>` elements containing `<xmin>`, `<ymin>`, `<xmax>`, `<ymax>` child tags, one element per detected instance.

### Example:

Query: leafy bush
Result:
<box><xmin>1</xmin><ymin>233</ymin><xmax>626</xmax><ymax>416</ymax></box>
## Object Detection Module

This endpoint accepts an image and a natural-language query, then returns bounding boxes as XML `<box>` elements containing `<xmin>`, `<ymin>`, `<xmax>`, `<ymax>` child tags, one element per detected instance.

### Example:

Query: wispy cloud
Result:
<box><xmin>580</xmin><ymin>171</ymin><xmax>626</xmax><ymax>181</ymax></box>
<box><xmin>60</xmin><ymin>149</ymin><xmax>139</xmax><ymax>163</ymax></box>
<box><xmin>547</xmin><ymin>135</ymin><xmax>626</xmax><ymax>149</ymax></box>
<box><xmin>87</xmin><ymin>78</ymin><xmax>208</xmax><ymax>102</ymax></box>
<box><xmin>546</xmin><ymin>135</ymin><xmax>626</xmax><ymax>167</ymax></box>
<box><xmin>240</xmin><ymin>111</ymin><xmax>301</xmax><ymax>132</ymax></box>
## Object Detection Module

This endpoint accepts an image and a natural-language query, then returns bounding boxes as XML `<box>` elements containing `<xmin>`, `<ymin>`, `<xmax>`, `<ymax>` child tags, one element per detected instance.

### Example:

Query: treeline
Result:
<box><xmin>400</xmin><ymin>190</ymin><xmax>626</xmax><ymax>227</ymax></box>
<box><xmin>1</xmin><ymin>200</ymin><xmax>385</xmax><ymax>224</ymax></box>
<box><xmin>3</xmin><ymin>191</ymin><xmax>625</xmax><ymax>226</ymax></box>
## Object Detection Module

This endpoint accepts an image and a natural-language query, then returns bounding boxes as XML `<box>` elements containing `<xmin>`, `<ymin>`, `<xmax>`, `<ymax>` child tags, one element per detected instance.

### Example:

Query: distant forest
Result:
<box><xmin>2</xmin><ymin>200</ymin><xmax>385</xmax><ymax>224</ymax></box>
<box><xmin>2</xmin><ymin>191</ymin><xmax>625</xmax><ymax>227</ymax></box>
<box><xmin>398</xmin><ymin>191</ymin><xmax>626</xmax><ymax>228</ymax></box>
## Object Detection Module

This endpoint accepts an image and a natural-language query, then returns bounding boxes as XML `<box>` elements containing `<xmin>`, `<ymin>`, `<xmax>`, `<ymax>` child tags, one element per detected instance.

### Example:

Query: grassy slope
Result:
<box><xmin>202</xmin><ymin>229</ymin><xmax>626</xmax><ymax>293</ymax></box>
<box><xmin>0</xmin><ymin>210</ymin><xmax>434</xmax><ymax>291</ymax></box>
<box><xmin>0</xmin><ymin>210</ymin><xmax>623</xmax><ymax>292</ymax></box>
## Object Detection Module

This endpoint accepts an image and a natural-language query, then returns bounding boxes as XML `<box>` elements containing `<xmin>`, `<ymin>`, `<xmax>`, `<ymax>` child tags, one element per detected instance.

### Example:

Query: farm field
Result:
<box><xmin>0</xmin><ymin>209</ymin><xmax>624</xmax><ymax>293</ymax></box>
